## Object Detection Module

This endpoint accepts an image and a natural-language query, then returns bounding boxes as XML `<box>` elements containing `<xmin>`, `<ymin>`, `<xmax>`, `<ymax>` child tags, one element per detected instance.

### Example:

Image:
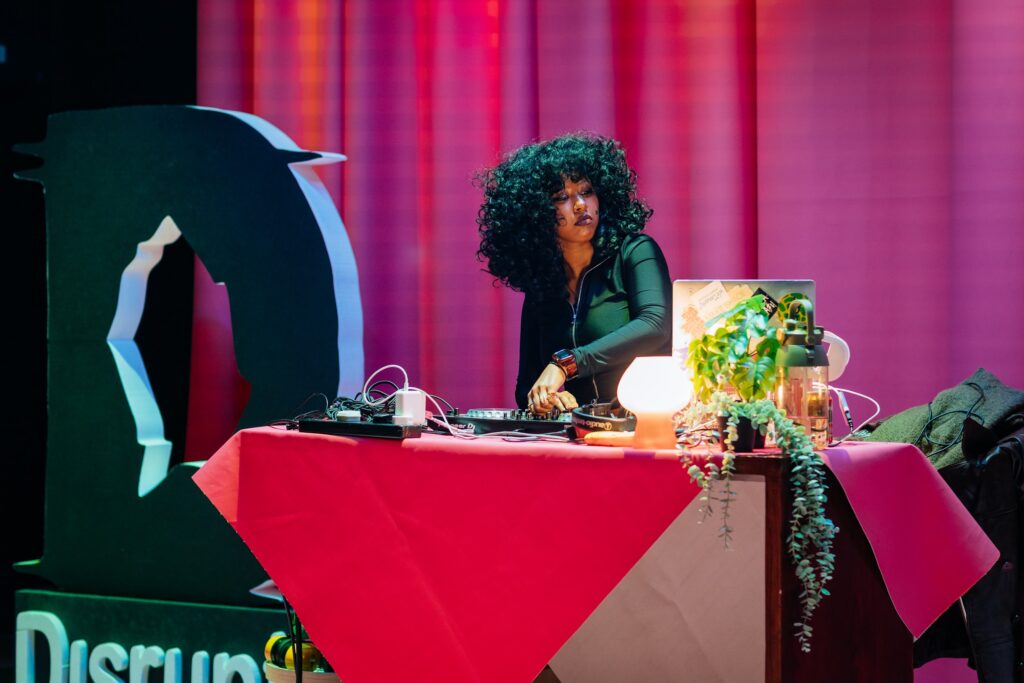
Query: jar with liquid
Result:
<box><xmin>776</xmin><ymin>364</ymin><xmax>831</xmax><ymax>450</ymax></box>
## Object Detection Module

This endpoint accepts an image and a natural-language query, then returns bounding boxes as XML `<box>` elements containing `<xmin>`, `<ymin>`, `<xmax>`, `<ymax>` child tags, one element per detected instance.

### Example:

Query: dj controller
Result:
<box><xmin>300</xmin><ymin>406</ymin><xmax>628</xmax><ymax>440</ymax></box>
<box><xmin>442</xmin><ymin>408</ymin><xmax>573</xmax><ymax>435</ymax></box>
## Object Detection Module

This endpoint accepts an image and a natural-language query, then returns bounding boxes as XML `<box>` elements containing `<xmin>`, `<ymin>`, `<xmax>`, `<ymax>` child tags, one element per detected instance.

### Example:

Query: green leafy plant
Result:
<box><xmin>686</xmin><ymin>295</ymin><xmax>782</xmax><ymax>403</ymax></box>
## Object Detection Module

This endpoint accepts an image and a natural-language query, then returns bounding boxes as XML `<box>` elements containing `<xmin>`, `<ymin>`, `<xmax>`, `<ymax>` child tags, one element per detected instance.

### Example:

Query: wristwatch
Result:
<box><xmin>551</xmin><ymin>348</ymin><xmax>578</xmax><ymax>379</ymax></box>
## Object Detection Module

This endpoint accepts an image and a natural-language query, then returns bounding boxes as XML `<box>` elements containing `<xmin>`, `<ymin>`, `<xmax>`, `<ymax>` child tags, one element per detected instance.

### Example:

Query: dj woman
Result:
<box><xmin>476</xmin><ymin>133</ymin><xmax>672</xmax><ymax>415</ymax></box>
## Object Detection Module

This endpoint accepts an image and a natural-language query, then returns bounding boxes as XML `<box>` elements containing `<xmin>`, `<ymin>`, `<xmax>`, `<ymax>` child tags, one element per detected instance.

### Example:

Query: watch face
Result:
<box><xmin>552</xmin><ymin>350</ymin><xmax>577</xmax><ymax>377</ymax></box>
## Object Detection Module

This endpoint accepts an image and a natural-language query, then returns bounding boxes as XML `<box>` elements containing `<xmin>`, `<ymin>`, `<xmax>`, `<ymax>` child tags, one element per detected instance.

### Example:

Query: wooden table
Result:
<box><xmin>743</xmin><ymin>453</ymin><xmax>912</xmax><ymax>681</ymax></box>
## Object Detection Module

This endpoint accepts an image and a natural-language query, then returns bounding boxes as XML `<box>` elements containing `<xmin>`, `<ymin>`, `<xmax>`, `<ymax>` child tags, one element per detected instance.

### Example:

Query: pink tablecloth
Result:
<box><xmin>821</xmin><ymin>441</ymin><xmax>998</xmax><ymax>637</ymax></box>
<box><xmin>193</xmin><ymin>428</ymin><xmax>997</xmax><ymax>683</ymax></box>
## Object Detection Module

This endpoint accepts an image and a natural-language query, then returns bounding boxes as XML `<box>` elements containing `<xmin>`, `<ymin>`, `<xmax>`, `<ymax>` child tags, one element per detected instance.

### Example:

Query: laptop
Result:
<box><xmin>672</xmin><ymin>279</ymin><xmax>816</xmax><ymax>364</ymax></box>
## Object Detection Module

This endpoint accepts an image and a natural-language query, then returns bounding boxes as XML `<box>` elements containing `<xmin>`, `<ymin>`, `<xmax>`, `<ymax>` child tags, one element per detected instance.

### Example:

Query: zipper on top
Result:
<box><xmin>568</xmin><ymin>255</ymin><xmax>609</xmax><ymax>399</ymax></box>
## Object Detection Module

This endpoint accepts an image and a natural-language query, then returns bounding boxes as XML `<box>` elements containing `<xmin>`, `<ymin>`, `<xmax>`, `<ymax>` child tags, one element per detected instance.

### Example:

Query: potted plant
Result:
<box><xmin>682</xmin><ymin>294</ymin><xmax>837</xmax><ymax>653</ymax></box>
<box><xmin>686</xmin><ymin>294</ymin><xmax>782</xmax><ymax>451</ymax></box>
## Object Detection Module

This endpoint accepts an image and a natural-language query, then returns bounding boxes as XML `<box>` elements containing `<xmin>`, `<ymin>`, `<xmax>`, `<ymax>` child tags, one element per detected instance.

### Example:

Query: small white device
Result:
<box><xmin>393</xmin><ymin>389</ymin><xmax>426</xmax><ymax>426</ymax></box>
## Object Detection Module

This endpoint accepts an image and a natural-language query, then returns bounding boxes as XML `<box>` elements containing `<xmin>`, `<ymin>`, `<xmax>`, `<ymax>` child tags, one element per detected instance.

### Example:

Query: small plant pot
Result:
<box><xmin>717</xmin><ymin>415</ymin><xmax>762</xmax><ymax>453</ymax></box>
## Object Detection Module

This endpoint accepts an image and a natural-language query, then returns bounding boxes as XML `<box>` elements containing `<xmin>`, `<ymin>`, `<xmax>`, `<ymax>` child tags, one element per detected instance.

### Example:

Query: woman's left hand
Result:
<box><xmin>528</xmin><ymin>365</ymin><xmax>578</xmax><ymax>415</ymax></box>
<box><xmin>531</xmin><ymin>390</ymin><xmax>579</xmax><ymax>416</ymax></box>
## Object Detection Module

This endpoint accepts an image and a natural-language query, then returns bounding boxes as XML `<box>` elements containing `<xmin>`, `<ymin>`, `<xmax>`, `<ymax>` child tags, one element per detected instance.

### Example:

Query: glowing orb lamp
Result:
<box><xmin>616</xmin><ymin>356</ymin><xmax>693</xmax><ymax>450</ymax></box>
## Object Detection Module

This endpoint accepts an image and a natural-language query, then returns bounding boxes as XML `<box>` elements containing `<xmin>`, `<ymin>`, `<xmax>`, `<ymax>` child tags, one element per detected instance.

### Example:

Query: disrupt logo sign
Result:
<box><xmin>16</xmin><ymin>612</ymin><xmax>261</xmax><ymax>683</ymax></box>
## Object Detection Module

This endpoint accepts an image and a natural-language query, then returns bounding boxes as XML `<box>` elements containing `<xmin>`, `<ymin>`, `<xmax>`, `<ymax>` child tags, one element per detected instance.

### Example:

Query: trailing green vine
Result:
<box><xmin>686</xmin><ymin>450</ymin><xmax>737</xmax><ymax>547</ymax></box>
<box><xmin>768</xmin><ymin>401</ymin><xmax>838</xmax><ymax>653</ymax></box>
<box><xmin>682</xmin><ymin>396</ymin><xmax>838</xmax><ymax>653</ymax></box>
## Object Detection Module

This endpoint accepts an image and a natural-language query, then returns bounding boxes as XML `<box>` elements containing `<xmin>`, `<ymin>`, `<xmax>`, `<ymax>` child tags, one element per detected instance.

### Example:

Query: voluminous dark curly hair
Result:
<box><xmin>476</xmin><ymin>132</ymin><xmax>652</xmax><ymax>301</ymax></box>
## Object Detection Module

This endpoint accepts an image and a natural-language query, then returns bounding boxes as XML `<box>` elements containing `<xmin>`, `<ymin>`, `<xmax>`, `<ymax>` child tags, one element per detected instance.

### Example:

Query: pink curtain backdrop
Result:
<box><xmin>191</xmin><ymin>0</ymin><xmax>1024</xmax><ymax>459</ymax></box>
<box><xmin>194</xmin><ymin>2</ymin><xmax>1022</xmax><ymax>677</ymax></box>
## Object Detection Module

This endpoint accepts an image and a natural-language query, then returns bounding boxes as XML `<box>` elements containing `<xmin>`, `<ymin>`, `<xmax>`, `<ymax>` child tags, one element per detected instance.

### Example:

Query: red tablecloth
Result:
<box><xmin>194</xmin><ymin>428</ymin><xmax>997</xmax><ymax>683</ymax></box>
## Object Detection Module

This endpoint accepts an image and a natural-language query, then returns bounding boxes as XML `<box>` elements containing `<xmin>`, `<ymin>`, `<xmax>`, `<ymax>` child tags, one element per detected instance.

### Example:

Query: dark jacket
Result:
<box><xmin>514</xmin><ymin>233</ymin><xmax>672</xmax><ymax>409</ymax></box>
<box><xmin>914</xmin><ymin>417</ymin><xmax>1023</xmax><ymax>682</ymax></box>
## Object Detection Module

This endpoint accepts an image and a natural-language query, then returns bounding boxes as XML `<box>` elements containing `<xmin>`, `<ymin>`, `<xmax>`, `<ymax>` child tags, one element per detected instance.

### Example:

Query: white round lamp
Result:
<box><xmin>616</xmin><ymin>356</ymin><xmax>693</xmax><ymax>450</ymax></box>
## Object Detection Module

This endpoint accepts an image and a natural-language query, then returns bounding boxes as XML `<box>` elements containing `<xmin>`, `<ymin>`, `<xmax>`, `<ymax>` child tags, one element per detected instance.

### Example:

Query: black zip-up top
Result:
<box><xmin>514</xmin><ymin>233</ymin><xmax>672</xmax><ymax>408</ymax></box>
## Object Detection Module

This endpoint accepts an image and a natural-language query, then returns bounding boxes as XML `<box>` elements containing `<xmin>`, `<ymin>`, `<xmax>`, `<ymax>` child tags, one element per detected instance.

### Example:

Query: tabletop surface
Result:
<box><xmin>194</xmin><ymin>427</ymin><xmax>997</xmax><ymax>683</ymax></box>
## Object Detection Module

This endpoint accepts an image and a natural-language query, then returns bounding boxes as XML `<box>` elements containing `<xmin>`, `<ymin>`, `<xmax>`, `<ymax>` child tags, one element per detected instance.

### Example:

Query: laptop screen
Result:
<box><xmin>672</xmin><ymin>279</ymin><xmax>816</xmax><ymax>364</ymax></box>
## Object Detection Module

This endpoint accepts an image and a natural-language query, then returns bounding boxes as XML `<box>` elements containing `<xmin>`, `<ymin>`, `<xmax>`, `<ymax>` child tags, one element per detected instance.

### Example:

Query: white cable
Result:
<box><xmin>490</xmin><ymin>431</ymin><xmax>570</xmax><ymax>442</ymax></box>
<box><xmin>828</xmin><ymin>386</ymin><xmax>882</xmax><ymax>445</ymax></box>
<box><xmin>832</xmin><ymin>386</ymin><xmax>881</xmax><ymax>432</ymax></box>
<box><xmin>417</xmin><ymin>391</ymin><xmax>568</xmax><ymax>441</ymax></box>
<box><xmin>358</xmin><ymin>364</ymin><xmax>569</xmax><ymax>441</ymax></box>
<box><xmin>361</xmin><ymin>364</ymin><xmax>410</xmax><ymax>405</ymax></box>
<box><xmin>416</xmin><ymin>393</ymin><xmax>567</xmax><ymax>441</ymax></box>
<box><xmin>410</xmin><ymin>387</ymin><xmax>472</xmax><ymax>438</ymax></box>
<box><xmin>358</xmin><ymin>366</ymin><xmax>478</xmax><ymax>438</ymax></box>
